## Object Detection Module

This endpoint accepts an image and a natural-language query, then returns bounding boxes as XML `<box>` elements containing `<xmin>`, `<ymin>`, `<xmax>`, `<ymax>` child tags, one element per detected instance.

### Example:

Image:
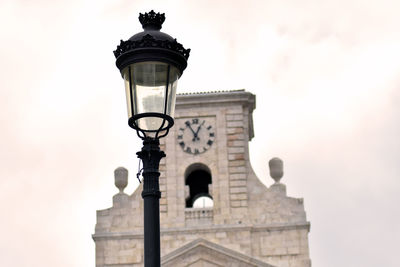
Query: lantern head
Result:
<box><xmin>114</xmin><ymin>10</ymin><xmax>190</xmax><ymax>139</ymax></box>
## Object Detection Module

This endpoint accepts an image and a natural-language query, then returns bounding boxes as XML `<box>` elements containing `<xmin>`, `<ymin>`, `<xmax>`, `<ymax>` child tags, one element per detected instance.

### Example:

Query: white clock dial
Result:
<box><xmin>177</xmin><ymin>118</ymin><xmax>215</xmax><ymax>154</ymax></box>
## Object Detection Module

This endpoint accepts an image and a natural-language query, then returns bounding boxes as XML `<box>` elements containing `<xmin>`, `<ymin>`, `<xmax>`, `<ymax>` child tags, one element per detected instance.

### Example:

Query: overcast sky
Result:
<box><xmin>1</xmin><ymin>0</ymin><xmax>399</xmax><ymax>266</ymax></box>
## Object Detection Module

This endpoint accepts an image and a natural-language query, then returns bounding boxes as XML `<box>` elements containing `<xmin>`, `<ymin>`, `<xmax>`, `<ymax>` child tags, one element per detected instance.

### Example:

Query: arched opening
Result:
<box><xmin>185</xmin><ymin>163</ymin><xmax>212</xmax><ymax>208</ymax></box>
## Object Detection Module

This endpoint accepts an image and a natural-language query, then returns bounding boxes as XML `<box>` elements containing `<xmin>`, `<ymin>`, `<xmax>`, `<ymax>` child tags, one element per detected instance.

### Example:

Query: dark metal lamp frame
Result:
<box><xmin>114</xmin><ymin>10</ymin><xmax>190</xmax><ymax>267</ymax></box>
<box><xmin>114</xmin><ymin>10</ymin><xmax>190</xmax><ymax>140</ymax></box>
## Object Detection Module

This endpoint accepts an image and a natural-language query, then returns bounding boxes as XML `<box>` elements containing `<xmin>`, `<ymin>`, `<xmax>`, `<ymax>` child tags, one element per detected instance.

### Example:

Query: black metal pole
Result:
<box><xmin>137</xmin><ymin>138</ymin><xmax>165</xmax><ymax>267</ymax></box>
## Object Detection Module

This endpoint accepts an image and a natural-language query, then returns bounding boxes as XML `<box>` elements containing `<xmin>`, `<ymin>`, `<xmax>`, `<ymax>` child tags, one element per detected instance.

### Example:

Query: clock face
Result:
<box><xmin>177</xmin><ymin>118</ymin><xmax>215</xmax><ymax>154</ymax></box>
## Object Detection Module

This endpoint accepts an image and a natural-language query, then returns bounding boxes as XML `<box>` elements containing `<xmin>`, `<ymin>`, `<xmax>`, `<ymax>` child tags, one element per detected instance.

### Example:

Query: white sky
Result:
<box><xmin>1</xmin><ymin>0</ymin><xmax>399</xmax><ymax>266</ymax></box>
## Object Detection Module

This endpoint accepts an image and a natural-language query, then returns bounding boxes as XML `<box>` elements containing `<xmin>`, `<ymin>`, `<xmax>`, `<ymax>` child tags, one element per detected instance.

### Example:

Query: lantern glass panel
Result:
<box><xmin>123</xmin><ymin>61</ymin><xmax>180</xmax><ymax>133</ymax></box>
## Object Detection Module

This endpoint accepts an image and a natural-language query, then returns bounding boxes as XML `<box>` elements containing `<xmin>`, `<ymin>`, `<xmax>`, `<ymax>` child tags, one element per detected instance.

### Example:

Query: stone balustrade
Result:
<box><xmin>185</xmin><ymin>208</ymin><xmax>213</xmax><ymax>226</ymax></box>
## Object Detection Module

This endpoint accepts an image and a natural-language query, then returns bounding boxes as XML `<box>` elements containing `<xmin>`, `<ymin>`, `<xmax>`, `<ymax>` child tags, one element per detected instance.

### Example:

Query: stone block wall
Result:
<box><xmin>226</xmin><ymin>105</ymin><xmax>249</xmax><ymax>223</ymax></box>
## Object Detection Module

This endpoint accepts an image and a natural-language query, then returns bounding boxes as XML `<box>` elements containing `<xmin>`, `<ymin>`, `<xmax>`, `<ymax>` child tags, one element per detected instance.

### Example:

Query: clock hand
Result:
<box><xmin>192</xmin><ymin>121</ymin><xmax>205</xmax><ymax>141</ymax></box>
<box><xmin>194</xmin><ymin>120</ymin><xmax>205</xmax><ymax>138</ymax></box>
<box><xmin>186</xmin><ymin>123</ymin><xmax>196</xmax><ymax>135</ymax></box>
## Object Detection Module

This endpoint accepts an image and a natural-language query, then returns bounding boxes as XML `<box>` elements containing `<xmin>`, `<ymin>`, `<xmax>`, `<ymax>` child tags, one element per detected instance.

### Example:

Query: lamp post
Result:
<box><xmin>113</xmin><ymin>10</ymin><xmax>190</xmax><ymax>267</ymax></box>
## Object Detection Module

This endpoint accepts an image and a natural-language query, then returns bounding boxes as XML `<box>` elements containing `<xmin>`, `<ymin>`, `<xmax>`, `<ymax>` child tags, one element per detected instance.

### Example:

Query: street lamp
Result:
<box><xmin>113</xmin><ymin>10</ymin><xmax>190</xmax><ymax>267</ymax></box>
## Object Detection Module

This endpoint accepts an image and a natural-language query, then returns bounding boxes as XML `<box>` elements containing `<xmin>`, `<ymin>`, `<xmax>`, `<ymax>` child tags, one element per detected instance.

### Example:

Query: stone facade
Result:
<box><xmin>93</xmin><ymin>90</ymin><xmax>311</xmax><ymax>267</ymax></box>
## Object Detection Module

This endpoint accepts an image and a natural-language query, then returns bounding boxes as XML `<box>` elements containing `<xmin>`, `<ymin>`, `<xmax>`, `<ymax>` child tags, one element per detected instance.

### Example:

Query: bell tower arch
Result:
<box><xmin>184</xmin><ymin>163</ymin><xmax>213</xmax><ymax>208</ymax></box>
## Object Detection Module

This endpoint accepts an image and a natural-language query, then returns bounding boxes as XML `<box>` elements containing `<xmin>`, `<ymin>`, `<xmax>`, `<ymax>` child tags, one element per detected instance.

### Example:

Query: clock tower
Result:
<box><xmin>93</xmin><ymin>90</ymin><xmax>312</xmax><ymax>267</ymax></box>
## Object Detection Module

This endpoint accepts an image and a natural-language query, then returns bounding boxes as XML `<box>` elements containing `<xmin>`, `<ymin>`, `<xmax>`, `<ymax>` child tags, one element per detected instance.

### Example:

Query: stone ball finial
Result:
<box><xmin>269</xmin><ymin>157</ymin><xmax>284</xmax><ymax>183</ymax></box>
<box><xmin>114</xmin><ymin>167</ymin><xmax>128</xmax><ymax>193</ymax></box>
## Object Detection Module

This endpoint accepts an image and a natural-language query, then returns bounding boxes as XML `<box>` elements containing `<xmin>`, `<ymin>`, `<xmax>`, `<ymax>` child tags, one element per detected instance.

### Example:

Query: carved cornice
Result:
<box><xmin>92</xmin><ymin>222</ymin><xmax>310</xmax><ymax>241</ymax></box>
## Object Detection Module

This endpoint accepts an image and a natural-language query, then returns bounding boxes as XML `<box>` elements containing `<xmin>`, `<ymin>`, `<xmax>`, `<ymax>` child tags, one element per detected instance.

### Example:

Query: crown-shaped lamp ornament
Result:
<box><xmin>139</xmin><ymin>10</ymin><xmax>165</xmax><ymax>30</ymax></box>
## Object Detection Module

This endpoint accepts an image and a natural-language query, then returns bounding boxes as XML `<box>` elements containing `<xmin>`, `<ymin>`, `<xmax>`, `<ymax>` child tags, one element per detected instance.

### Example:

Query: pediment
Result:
<box><xmin>161</xmin><ymin>238</ymin><xmax>275</xmax><ymax>267</ymax></box>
